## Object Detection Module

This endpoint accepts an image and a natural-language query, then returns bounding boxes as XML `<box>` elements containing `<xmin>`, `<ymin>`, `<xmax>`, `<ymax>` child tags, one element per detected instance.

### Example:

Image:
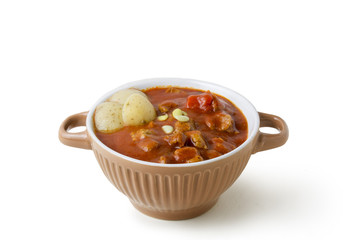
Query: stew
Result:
<box><xmin>94</xmin><ymin>87</ymin><xmax>248</xmax><ymax>164</ymax></box>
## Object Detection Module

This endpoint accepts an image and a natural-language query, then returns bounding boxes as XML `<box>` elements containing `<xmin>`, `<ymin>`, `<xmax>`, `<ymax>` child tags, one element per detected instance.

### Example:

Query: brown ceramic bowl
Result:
<box><xmin>59</xmin><ymin>78</ymin><xmax>289</xmax><ymax>220</ymax></box>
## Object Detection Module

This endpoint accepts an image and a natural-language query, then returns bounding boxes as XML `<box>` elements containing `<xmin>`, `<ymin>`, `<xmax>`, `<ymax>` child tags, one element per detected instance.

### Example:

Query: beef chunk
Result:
<box><xmin>211</xmin><ymin>137</ymin><xmax>236</xmax><ymax>154</ymax></box>
<box><xmin>159</xmin><ymin>156</ymin><xmax>169</xmax><ymax>163</ymax></box>
<box><xmin>131</xmin><ymin>128</ymin><xmax>153</xmax><ymax>141</ymax></box>
<box><xmin>164</xmin><ymin>130</ymin><xmax>186</xmax><ymax>147</ymax></box>
<box><xmin>173</xmin><ymin>147</ymin><xmax>203</xmax><ymax>163</ymax></box>
<box><xmin>205</xmin><ymin>112</ymin><xmax>234</xmax><ymax>132</ymax></box>
<box><xmin>137</xmin><ymin>138</ymin><xmax>159</xmax><ymax>152</ymax></box>
<box><xmin>158</xmin><ymin>101</ymin><xmax>178</xmax><ymax>113</ymax></box>
<box><xmin>174</xmin><ymin>120</ymin><xmax>194</xmax><ymax>132</ymax></box>
<box><xmin>185</xmin><ymin>130</ymin><xmax>207</xmax><ymax>149</ymax></box>
<box><xmin>165</xmin><ymin>87</ymin><xmax>184</xmax><ymax>94</ymax></box>
<box><xmin>164</xmin><ymin>120</ymin><xmax>195</xmax><ymax>147</ymax></box>
<box><xmin>206</xmin><ymin>150</ymin><xmax>222</xmax><ymax>159</ymax></box>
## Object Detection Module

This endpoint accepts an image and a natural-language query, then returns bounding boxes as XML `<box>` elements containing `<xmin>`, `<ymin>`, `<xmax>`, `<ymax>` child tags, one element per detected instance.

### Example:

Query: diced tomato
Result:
<box><xmin>186</xmin><ymin>92</ymin><xmax>215</xmax><ymax>112</ymax></box>
<box><xmin>186</xmin><ymin>95</ymin><xmax>199</xmax><ymax>109</ymax></box>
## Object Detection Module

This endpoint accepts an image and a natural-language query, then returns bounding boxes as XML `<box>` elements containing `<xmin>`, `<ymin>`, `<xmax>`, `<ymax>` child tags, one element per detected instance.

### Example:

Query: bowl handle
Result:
<box><xmin>58</xmin><ymin>112</ymin><xmax>92</xmax><ymax>150</ymax></box>
<box><xmin>252</xmin><ymin>112</ymin><xmax>289</xmax><ymax>154</ymax></box>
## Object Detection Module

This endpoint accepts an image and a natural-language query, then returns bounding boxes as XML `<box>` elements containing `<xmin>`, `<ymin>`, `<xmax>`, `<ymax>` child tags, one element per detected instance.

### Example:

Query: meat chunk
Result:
<box><xmin>165</xmin><ymin>87</ymin><xmax>184</xmax><ymax>94</ymax></box>
<box><xmin>185</xmin><ymin>130</ymin><xmax>207</xmax><ymax>149</ymax></box>
<box><xmin>158</xmin><ymin>101</ymin><xmax>178</xmax><ymax>113</ymax></box>
<box><xmin>164</xmin><ymin>130</ymin><xmax>186</xmax><ymax>147</ymax></box>
<box><xmin>174</xmin><ymin>120</ymin><xmax>194</xmax><ymax>132</ymax></box>
<box><xmin>159</xmin><ymin>156</ymin><xmax>169</xmax><ymax>164</ymax></box>
<box><xmin>173</xmin><ymin>147</ymin><xmax>203</xmax><ymax>163</ymax></box>
<box><xmin>164</xmin><ymin>120</ymin><xmax>195</xmax><ymax>147</ymax></box>
<box><xmin>131</xmin><ymin>128</ymin><xmax>153</xmax><ymax>141</ymax></box>
<box><xmin>206</xmin><ymin>150</ymin><xmax>222</xmax><ymax>159</ymax></box>
<box><xmin>205</xmin><ymin>112</ymin><xmax>234</xmax><ymax>132</ymax></box>
<box><xmin>131</xmin><ymin>127</ymin><xmax>158</xmax><ymax>152</ymax></box>
<box><xmin>137</xmin><ymin>138</ymin><xmax>159</xmax><ymax>152</ymax></box>
<box><xmin>211</xmin><ymin>137</ymin><xmax>236</xmax><ymax>154</ymax></box>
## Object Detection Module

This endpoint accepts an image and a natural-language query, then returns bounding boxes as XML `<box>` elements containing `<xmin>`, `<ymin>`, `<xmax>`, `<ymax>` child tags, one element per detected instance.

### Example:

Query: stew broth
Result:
<box><xmin>94</xmin><ymin>87</ymin><xmax>248</xmax><ymax>164</ymax></box>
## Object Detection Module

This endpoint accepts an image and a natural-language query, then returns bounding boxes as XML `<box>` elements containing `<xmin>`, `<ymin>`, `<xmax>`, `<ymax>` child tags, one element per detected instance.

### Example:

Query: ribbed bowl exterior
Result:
<box><xmin>91</xmin><ymin>137</ymin><xmax>256</xmax><ymax>220</ymax></box>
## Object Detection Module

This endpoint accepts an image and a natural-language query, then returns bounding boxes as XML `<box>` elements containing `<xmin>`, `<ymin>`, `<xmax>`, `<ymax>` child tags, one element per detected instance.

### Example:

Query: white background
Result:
<box><xmin>1</xmin><ymin>0</ymin><xmax>359</xmax><ymax>239</ymax></box>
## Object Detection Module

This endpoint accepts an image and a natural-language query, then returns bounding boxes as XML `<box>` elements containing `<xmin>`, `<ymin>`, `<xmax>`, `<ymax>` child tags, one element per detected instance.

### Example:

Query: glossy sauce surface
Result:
<box><xmin>95</xmin><ymin>87</ymin><xmax>248</xmax><ymax>163</ymax></box>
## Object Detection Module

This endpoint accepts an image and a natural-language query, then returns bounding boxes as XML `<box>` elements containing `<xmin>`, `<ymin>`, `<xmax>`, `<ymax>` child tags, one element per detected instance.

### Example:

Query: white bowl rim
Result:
<box><xmin>86</xmin><ymin>77</ymin><xmax>260</xmax><ymax>168</ymax></box>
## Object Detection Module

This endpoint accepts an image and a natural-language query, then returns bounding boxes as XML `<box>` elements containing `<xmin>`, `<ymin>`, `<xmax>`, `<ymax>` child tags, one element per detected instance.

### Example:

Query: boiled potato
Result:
<box><xmin>122</xmin><ymin>93</ymin><xmax>156</xmax><ymax>126</ymax></box>
<box><xmin>94</xmin><ymin>102</ymin><xmax>124</xmax><ymax>132</ymax></box>
<box><xmin>107</xmin><ymin>89</ymin><xmax>146</xmax><ymax>106</ymax></box>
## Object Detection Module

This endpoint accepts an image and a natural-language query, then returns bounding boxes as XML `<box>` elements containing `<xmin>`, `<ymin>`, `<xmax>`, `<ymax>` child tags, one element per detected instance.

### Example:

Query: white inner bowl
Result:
<box><xmin>86</xmin><ymin>78</ymin><xmax>260</xmax><ymax>167</ymax></box>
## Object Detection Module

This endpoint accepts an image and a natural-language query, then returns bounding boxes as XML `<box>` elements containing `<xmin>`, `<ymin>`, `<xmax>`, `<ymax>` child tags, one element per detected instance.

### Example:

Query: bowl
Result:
<box><xmin>58</xmin><ymin>78</ymin><xmax>289</xmax><ymax>220</ymax></box>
